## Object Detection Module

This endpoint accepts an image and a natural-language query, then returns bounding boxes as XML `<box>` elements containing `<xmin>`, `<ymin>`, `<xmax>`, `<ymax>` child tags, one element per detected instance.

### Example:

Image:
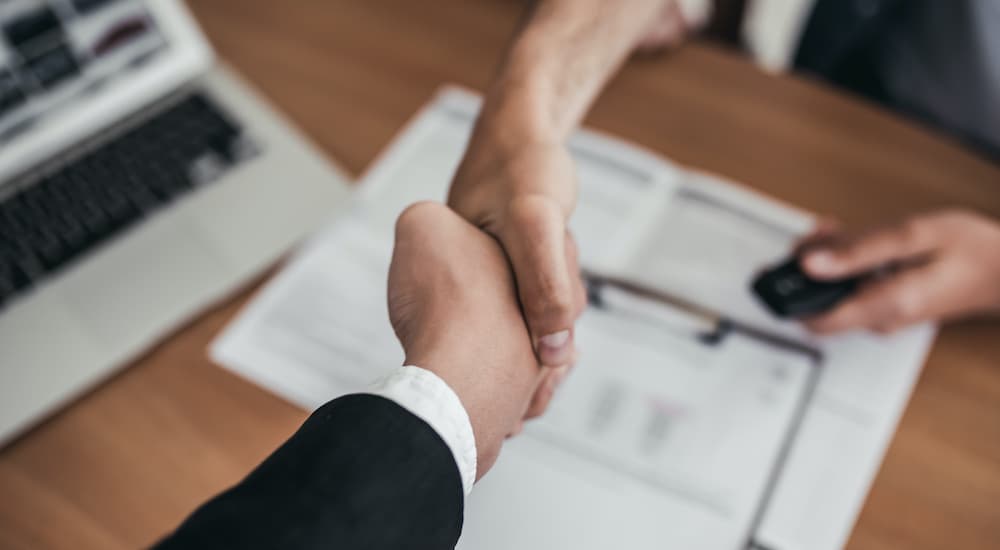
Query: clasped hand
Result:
<box><xmin>388</xmin><ymin>202</ymin><xmax>568</xmax><ymax>476</ymax></box>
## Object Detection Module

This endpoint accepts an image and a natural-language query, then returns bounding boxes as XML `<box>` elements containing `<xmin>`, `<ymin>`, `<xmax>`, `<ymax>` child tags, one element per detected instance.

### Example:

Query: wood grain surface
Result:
<box><xmin>0</xmin><ymin>1</ymin><xmax>997</xmax><ymax>548</ymax></box>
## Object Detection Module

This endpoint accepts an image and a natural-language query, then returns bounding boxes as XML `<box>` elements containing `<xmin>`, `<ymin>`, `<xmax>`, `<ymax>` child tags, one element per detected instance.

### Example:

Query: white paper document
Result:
<box><xmin>211</xmin><ymin>88</ymin><xmax>937</xmax><ymax>550</ymax></box>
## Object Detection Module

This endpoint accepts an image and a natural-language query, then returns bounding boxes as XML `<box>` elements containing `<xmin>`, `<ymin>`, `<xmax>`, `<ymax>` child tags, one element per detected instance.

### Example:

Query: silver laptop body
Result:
<box><xmin>0</xmin><ymin>0</ymin><xmax>351</xmax><ymax>444</ymax></box>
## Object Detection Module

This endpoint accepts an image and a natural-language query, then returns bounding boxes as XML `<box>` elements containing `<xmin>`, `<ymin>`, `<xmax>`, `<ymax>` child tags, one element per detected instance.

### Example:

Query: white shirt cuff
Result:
<box><xmin>368</xmin><ymin>366</ymin><xmax>477</xmax><ymax>495</ymax></box>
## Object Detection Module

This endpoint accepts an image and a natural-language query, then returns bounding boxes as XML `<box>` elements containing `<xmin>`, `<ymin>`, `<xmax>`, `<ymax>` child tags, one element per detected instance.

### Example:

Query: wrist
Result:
<box><xmin>449</xmin><ymin>141</ymin><xmax>575</xmax><ymax>236</ymax></box>
<box><xmin>480</xmin><ymin>26</ymin><xmax>574</xmax><ymax>141</ymax></box>
<box><xmin>466</xmin><ymin>92</ymin><xmax>562</xmax><ymax>173</ymax></box>
<box><xmin>405</xmin><ymin>340</ymin><xmax>539</xmax><ymax>472</ymax></box>
<box><xmin>449</xmin><ymin>122</ymin><xmax>564</xmax><ymax>223</ymax></box>
<box><xmin>468</xmin><ymin>32</ymin><xmax>575</xmax><ymax>164</ymax></box>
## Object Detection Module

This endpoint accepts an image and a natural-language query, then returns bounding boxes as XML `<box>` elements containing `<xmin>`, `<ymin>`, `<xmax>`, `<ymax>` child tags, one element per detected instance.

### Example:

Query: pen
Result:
<box><xmin>583</xmin><ymin>270</ymin><xmax>722</xmax><ymax>339</ymax></box>
<box><xmin>582</xmin><ymin>270</ymin><xmax>821</xmax><ymax>361</ymax></box>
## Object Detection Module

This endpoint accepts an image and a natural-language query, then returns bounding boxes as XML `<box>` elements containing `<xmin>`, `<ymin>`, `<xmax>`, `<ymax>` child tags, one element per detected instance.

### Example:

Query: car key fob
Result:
<box><xmin>752</xmin><ymin>256</ymin><xmax>862</xmax><ymax>319</ymax></box>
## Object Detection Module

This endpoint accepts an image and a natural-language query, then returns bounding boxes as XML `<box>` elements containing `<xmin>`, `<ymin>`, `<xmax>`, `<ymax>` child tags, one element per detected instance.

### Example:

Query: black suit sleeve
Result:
<box><xmin>154</xmin><ymin>394</ymin><xmax>465</xmax><ymax>550</ymax></box>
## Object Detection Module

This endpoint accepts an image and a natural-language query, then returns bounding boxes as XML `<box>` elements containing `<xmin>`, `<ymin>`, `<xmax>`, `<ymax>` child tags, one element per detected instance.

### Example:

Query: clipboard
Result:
<box><xmin>582</xmin><ymin>270</ymin><xmax>824</xmax><ymax>549</ymax></box>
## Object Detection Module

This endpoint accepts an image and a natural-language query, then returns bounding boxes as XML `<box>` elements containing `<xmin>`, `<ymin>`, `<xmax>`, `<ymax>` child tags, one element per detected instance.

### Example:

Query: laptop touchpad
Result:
<box><xmin>57</xmin><ymin>211</ymin><xmax>230</xmax><ymax>355</ymax></box>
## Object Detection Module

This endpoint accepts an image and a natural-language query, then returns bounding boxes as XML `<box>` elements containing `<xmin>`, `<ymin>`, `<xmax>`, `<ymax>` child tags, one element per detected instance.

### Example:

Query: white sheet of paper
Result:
<box><xmin>211</xmin><ymin>88</ymin><xmax>936</xmax><ymax>550</ymax></box>
<box><xmin>460</xmin><ymin>306</ymin><xmax>819</xmax><ymax>550</ymax></box>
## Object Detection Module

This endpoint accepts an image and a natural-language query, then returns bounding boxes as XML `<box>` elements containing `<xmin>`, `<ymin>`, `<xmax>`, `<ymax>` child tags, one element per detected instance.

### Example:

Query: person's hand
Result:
<box><xmin>448</xmin><ymin>141</ymin><xmax>586</xmax><ymax>371</ymax></box>
<box><xmin>388</xmin><ymin>201</ymin><xmax>564</xmax><ymax>476</ymax></box>
<box><xmin>798</xmin><ymin>209</ymin><xmax>1000</xmax><ymax>334</ymax></box>
<box><xmin>448</xmin><ymin>0</ymin><xmax>699</xmax><ymax>376</ymax></box>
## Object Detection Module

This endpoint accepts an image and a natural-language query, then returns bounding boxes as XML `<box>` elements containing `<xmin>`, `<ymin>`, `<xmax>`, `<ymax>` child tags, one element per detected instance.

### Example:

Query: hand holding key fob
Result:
<box><xmin>752</xmin><ymin>256</ymin><xmax>864</xmax><ymax>319</ymax></box>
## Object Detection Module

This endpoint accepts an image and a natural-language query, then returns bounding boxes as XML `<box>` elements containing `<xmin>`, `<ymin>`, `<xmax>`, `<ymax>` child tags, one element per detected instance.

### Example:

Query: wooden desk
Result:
<box><xmin>1</xmin><ymin>1</ymin><xmax>998</xmax><ymax>548</ymax></box>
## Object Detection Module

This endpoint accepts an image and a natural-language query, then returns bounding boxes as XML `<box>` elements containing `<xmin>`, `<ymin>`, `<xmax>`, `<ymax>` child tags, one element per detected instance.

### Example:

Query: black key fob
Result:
<box><xmin>752</xmin><ymin>257</ymin><xmax>861</xmax><ymax>319</ymax></box>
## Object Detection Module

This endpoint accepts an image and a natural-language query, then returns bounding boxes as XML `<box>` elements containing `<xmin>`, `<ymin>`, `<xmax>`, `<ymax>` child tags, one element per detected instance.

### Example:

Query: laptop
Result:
<box><xmin>0</xmin><ymin>0</ymin><xmax>351</xmax><ymax>444</ymax></box>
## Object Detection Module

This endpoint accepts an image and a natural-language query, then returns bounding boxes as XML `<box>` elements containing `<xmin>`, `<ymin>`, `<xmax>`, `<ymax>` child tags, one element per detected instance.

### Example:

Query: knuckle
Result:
<box><xmin>395</xmin><ymin>201</ymin><xmax>446</xmax><ymax>234</ymax></box>
<box><xmin>524</xmin><ymin>283</ymin><xmax>575</xmax><ymax>325</ymax></box>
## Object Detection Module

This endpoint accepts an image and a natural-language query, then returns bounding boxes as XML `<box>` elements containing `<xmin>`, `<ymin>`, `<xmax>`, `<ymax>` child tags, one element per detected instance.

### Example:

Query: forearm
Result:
<box><xmin>468</xmin><ymin>0</ymin><xmax>669</xmax><ymax>154</ymax></box>
<box><xmin>155</xmin><ymin>395</ymin><xmax>464</xmax><ymax>549</ymax></box>
<box><xmin>446</xmin><ymin>2</ymin><xmax>654</xmax><ymax>374</ymax></box>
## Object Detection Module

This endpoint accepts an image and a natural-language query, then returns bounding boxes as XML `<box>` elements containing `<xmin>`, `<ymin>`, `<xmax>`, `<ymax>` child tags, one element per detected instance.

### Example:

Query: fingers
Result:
<box><xmin>804</xmin><ymin>266</ymin><xmax>942</xmax><ymax>334</ymax></box>
<box><xmin>793</xmin><ymin>218</ymin><xmax>841</xmax><ymax>254</ymax></box>
<box><xmin>501</xmin><ymin>195</ymin><xmax>583</xmax><ymax>366</ymax></box>
<box><xmin>801</xmin><ymin>218</ymin><xmax>938</xmax><ymax>280</ymax></box>
<box><xmin>508</xmin><ymin>363</ymin><xmax>573</xmax><ymax>438</ymax></box>
<box><xmin>523</xmin><ymin>364</ymin><xmax>571</xmax><ymax>420</ymax></box>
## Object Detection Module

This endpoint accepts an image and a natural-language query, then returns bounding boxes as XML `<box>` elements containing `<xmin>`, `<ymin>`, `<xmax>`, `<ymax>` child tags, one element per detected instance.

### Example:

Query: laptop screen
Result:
<box><xmin>0</xmin><ymin>0</ymin><xmax>170</xmax><ymax>142</ymax></box>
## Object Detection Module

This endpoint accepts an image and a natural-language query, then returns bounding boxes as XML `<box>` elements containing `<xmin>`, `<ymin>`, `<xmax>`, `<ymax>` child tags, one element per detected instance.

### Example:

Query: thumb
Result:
<box><xmin>801</xmin><ymin>219</ymin><xmax>936</xmax><ymax>280</ymax></box>
<box><xmin>500</xmin><ymin>195</ymin><xmax>578</xmax><ymax>366</ymax></box>
<box><xmin>793</xmin><ymin>217</ymin><xmax>842</xmax><ymax>255</ymax></box>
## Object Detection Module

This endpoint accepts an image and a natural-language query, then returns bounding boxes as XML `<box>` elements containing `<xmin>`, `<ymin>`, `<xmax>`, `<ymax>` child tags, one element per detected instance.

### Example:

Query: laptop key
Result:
<box><xmin>77</xmin><ymin>196</ymin><xmax>110</xmax><ymax>235</ymax></box>
<box><xmin>0</xmin><ymin>70</ymin><xmax>26</xmax><ymax>118</ymax></box>
<box><xmin>72</xmin><ymin>0</ymin><xmax>119</xmax><ymax>15</ymax></box>
<box><xmin>31</xmin><ymin>228</ymin><xmax>67</xmax><ymax>269</ymax></box>
<box><xmin>0</xmin><ymin>92</ymin><xmax>257</xmax><ymax>309</ymax></box>
<box><xmin>7</xmin><ymin>240</ymin><xmax>45</xmax><ymax>282</ymax></box>
<box><xmin>54</xmin><ymin>212</ymin><xmax>89</xmax><ymax>251</ymax></box>
<box><xmin>26</xmin><ymin>44</ymin><xmax>80</xmax><ymax>89</ymax></box>
<box><xmin>124</xmin><ymin>186</ymin><xmax>160</xmax><ymax>213</ymax></box>
<box><xmin>0</xmin><ymin>254</ymin><xmax>31</xmax><ymax>306</ymax></box>
<box><xmin>99</xmin><ymin>186</ymin><xmax>137</xmax><ymax>223</ymax></box>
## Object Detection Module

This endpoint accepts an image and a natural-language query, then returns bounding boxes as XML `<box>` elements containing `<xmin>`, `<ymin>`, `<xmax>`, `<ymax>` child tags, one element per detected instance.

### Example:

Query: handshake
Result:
<box><xmin>390</xmin><ymin>143</ymin><xmax>1000</xmax><ymax>482</ymax></box>
<box><xmin>159</xmin><ymin>145</ymin><xmax>1000</xmax><ymax>550</ymax></box>
<box><xmin>388</xmin><ymin>200</ymin><xmax>582</xmax><ymax>477</ymax></box>
<box><xmin>157</xmin><ymin>1</ymin><xmax>1000</xmax><ymax>543</ymax></box>
<box><xmin>158</xmin><ymin>170</ymin><xmax>1000</xmax><ymax>550</ymax></box>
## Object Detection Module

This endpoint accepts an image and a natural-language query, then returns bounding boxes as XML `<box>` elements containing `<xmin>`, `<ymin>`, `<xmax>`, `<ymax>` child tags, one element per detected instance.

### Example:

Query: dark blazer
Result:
<box><xmin>793</xmin><ymin>0</ymin><xmax>907</xmax><ymax>105</ymax></box>
<box><xmin>794</xmin><ymin>0</ymin><xmax>998</xmax><ymax>159</ymax></box>
<box><xmin>154</xmin><ymin>394</ymin><xmax>465</xmax><ymax>550</ymax></box>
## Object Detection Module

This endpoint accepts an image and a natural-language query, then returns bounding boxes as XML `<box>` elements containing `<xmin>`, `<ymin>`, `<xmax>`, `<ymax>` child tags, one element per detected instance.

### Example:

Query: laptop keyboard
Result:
<box><xmin>0</xmin><ymin>93</ymin><xmax>258</xmax><ymax>309</ymax></box>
